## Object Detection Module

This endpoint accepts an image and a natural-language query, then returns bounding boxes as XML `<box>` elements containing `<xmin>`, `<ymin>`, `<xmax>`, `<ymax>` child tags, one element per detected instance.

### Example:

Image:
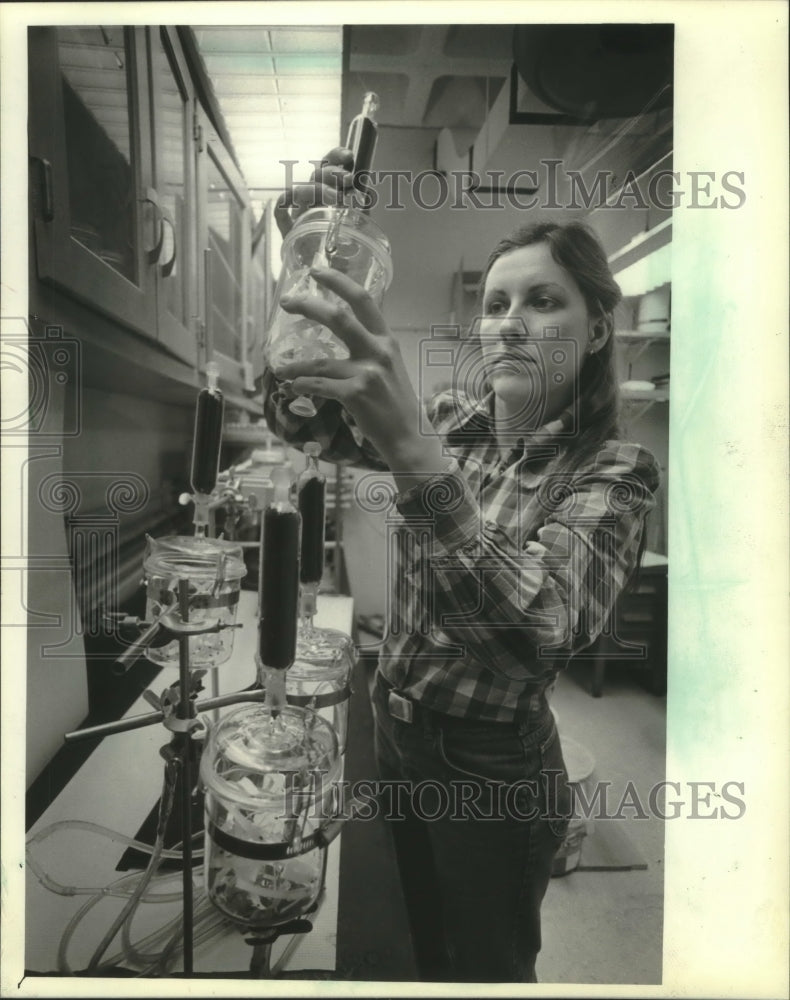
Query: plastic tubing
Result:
<box><xmin>26</xmin><ymin>820</ymin><xmax>200</xmax><ymax>897</ymax></box>
<box><xmin>29</xmin><ymin>826</ymin><xmax>232</xmax><ymax>975</ymax></box>
<box><xmin>85</xmin><ymin>755</ymin><xmax>179</xmax><ymax>972</ymax></box>
<box><xmin>120</xmin><ymin>891</ymin><xmax>224</xmax><ymax>975</ymax></box>
<box><xmin>57</xmin><ymin>872</ymin><xmax>123</xmax><ymax>974</ymax></box>
<box><xmin>56</xmin><ymin>870</ymin><xmax>225</xmax><ymax>976</ymax></box>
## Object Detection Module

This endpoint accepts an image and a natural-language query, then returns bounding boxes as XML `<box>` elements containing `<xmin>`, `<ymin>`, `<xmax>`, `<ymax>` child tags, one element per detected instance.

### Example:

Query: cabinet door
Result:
<box><xmin>195</xmin><ymin>105</ymin><xmax>252</xmax><ymax>389</ymax></box>
<box><xmin>147</xmin><ymin>27</ymin><xmax>197</xmax><ymax>365</ymax></box>
<box><xmin>248</xmin><ymin>203</ymin><xmax>274</xmax><ymax>383</ymax></box>
<box><xmin>28</xmin><ymin>26</ymin><xmax>158</xmax><ymax>338</ymax></box>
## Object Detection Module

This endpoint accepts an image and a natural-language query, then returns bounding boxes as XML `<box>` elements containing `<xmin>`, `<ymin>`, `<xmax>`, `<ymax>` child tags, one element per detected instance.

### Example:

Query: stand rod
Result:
<box><xmin>63</xmin><ymin>685</ymin><xmax>266</xmax><ymax>744</ymax></box>
<box><xmin>178</xmin><ymin>579</ymin><xmax>194</xmax><ymax>976</ymax></box>
<box><xmin>249</xmin><ymin>942</ymin><xmax>273</xmax><ymax>978</ymax></box>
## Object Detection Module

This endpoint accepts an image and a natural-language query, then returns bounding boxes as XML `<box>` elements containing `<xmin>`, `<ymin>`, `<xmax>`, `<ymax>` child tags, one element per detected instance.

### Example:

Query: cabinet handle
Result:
<box><xmin>160</xmin><ymin>207</ymin><xmax>177</xmax><ymax>278</ymax></box>
<box><xmin>140</xmin><ymin>187</ymin><xmax>164</xmax><ymax>265</ymax></box>
<box><xmin>30</xmin><ymin>157</ymin><xmax>54</xmax><ymax>221</ymax></box>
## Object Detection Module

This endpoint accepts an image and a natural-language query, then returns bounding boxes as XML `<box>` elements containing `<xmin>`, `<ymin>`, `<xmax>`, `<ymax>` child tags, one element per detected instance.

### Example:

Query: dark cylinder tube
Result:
<box><xmin>298</xmin><ymin>476</ymin><xmax>326</xmax><ymax>586</ymax></box>
<box><xmin>190</xmin><ymin>385</ymin><xmax>224</xmax><ymax>495</ymax></box>
<box><xmin>349</xmin><ymin>115</ymin><xmax>377</xmax><ymax>184</ymax></box>
<box><xmin>259</xmin><ymin>506</ymin><xmax>300</xmax><ymax>669</ymax></box>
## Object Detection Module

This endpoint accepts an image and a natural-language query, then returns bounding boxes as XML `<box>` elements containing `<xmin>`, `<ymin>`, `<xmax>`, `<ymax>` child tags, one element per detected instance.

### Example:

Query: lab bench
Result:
<box><xmin>24</xmin><ymin>592</ymin><xmax>415</xmax><ymax>981</ymax></box>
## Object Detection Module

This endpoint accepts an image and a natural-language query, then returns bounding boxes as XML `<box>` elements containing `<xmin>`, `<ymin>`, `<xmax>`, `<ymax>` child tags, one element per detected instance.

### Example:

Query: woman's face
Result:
<box><xmin>479</xmin><ymin>242</ymin><xmax>601</xmax><ymax>429</ymax></box>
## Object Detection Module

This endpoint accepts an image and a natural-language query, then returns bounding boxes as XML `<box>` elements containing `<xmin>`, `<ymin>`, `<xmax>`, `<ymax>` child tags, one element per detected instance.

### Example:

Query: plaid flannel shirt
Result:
<box><xmin>264</xmin><ymin>373</ymin><xmax>660</xmax><ymax>723</ymax></box>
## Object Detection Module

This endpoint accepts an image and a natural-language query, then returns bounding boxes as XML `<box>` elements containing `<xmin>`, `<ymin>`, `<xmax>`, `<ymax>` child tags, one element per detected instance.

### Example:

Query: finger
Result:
<box><xmin>290</xmin><ymin>375</ymin><xmax>356</xmax><ymax>403</ymax></box>
<box><xmin>275</xmin><ymin>357</ymin><xmax>361</xmax><ymax>380</ymax></box>
<box><xmin>321</xmin><ymin>146</ymin><xmax>354</xmax><ymax>170</ymax></box>
<box><xmin>292</xmin><ymin>181</ymin><xmax>347</xmax><ymax>211</ymax></box>
<box><xmin>310</xmin><ymin>163</ymin><xmax>354</xmax><ymax>191</ymax></box>
<box><xmin>279</xmin><ymin>292</ymin><xmax>377</xmax><ymax>359</ymax></box>
<box><xmin>308</xmin><ymin>267</ymin><xmax>388</xmax><ymax>336</ymax></box>
<box><xmin>273</xmin><ymin>181</ymin><xmax>347</xmax><ymax>238</ymax></box>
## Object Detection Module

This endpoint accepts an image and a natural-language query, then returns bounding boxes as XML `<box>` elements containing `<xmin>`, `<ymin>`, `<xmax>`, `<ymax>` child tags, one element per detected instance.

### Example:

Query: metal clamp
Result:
<box><xmin>162</xmin><ymin>713</ymin><xmax>209</xmax><ymax>738</ymax></box>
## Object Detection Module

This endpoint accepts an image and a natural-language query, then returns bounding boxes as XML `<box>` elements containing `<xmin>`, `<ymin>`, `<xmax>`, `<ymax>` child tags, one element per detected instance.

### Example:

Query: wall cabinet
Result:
<box><xmin>149</xmin><ymin>27</ymin><xmax>199</xmax><ymax>365</ymax></box>
<box><xmin>28</xmin><ymin>25</ymin><xmax>262</xmax><ymax>396</ymax></box>
<box><xmin>25</xmin><ymin>25</ymin><xmax>268</xmax><ymax>785</ymax></box>
<box><xmin>195</xmin><ymin>105</ymin><xmax>254</xmax><ymax>391</ymax></box>
<box><xmin>29</xmin><ymin>27</ymin><xmax>161</xmax><ymax>345</ymax></box>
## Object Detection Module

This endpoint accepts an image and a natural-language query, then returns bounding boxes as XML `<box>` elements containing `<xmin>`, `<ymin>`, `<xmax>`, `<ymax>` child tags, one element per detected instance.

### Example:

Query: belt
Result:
<box><xmin>376</xmin><ymin>672</ymin><xmax>546</xmax><ymax>732</ymax></box>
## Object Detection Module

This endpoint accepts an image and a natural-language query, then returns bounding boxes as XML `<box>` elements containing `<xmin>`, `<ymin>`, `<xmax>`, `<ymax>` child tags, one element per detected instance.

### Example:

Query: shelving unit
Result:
<box><xmin>615</xmin><ymin>328</ymin><xmax>670</xmax><ymax>365</ymax></box>
<box><xmin>616</xmin><ymin>329</ymin><xmax>671</xmax><ymax>341</ymax></box>
<box><xmin>609</xmin><ymin>220</ymin><xmax>672</xmax><ymax>419</ymax></box>
<box><xmin>608</xmin><ymin>217</ymin><xmax>672</xmax><ymax>290</ymax></box>
<box><xmin>620</xmin><ymin>384</ymin><xmax>669</xmax><ymax>422</ymax></box>
<box><xmin>620</xmin><ymin>385</ymin><xmax>669</xmax><ymax>403</ymax></box>
<box><xmin>590</xmin><ymin>151</ymin><xmax>672</xmax><ymax>562</ymax></box>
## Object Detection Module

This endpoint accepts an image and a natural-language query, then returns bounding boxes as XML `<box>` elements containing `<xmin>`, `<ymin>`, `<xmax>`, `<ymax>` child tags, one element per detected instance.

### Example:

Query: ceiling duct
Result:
<box><xmin>512</xmin><ymin>24</ymin><xmax>673</xmax><ymax>121</ymax></box>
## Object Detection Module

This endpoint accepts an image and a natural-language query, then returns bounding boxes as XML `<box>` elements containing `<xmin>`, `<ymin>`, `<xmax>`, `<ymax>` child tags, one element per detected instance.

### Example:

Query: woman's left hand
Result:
<box><xmin>276</xmin><ymin>267</ymin><xmax>446</xmax><ymax>477</ymax></box>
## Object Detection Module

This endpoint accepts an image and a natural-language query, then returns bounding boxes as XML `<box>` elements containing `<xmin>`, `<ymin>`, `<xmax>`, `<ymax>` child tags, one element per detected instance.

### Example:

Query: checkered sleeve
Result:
<box><xmin>396</xmin><ymin>441</ymin><xmax>661</xmax><ymax>682</ymax></box>
<box><xmin>261</xmin><ymin>369</ymin><xmax>389</xmax><ymax>469</ymax></box>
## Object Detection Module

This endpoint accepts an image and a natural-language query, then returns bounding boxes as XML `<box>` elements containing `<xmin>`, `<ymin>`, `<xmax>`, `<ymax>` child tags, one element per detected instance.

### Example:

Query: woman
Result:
<box><xmin>264</xmin><ymin>151</ymin><xmax>660</xmax><ymax>982</ymax></box>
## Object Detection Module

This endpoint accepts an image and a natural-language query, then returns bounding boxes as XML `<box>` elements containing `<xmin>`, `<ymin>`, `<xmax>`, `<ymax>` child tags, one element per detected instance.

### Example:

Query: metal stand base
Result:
<box><xmin>245</xmin><ymin>915</ymin><xmax>316</xmax><ymax>979</ymax></box>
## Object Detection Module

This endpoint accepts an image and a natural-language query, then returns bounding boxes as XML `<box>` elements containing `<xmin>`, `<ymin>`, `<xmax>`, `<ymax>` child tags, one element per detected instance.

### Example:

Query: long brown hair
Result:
<box><xmin>478</xmin><ymin>220</ymin><xmax>622</xmax><ymax>472</ymax></box>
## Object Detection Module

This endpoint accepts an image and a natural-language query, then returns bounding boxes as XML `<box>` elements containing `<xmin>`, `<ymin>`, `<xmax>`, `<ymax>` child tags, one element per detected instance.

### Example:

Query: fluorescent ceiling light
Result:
<box><xmin>194</xmin><ymin>26</ymin><xmax>343</xmax><ymax>198</ymax></box>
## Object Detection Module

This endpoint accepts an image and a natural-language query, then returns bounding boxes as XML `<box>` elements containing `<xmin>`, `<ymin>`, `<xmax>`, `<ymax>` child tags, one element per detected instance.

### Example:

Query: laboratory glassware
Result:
<box><xmin>263</xmin><ymin>93</ymin><xmax>391</xmax><ymax>419</ymax></box>
<box><xmin>201</xmin><ymin>702</ymin><xmax>341</xmax><ymax>930</ymax></box>
<box><xmin>263</xmin><ymin>206</ymin><xmax>393</xmax><ymax>418</ymax></box>
<box><xmin>143</xmin><ymin>534</ymin><xmax>246</xmax><ymax>668</ymax></box>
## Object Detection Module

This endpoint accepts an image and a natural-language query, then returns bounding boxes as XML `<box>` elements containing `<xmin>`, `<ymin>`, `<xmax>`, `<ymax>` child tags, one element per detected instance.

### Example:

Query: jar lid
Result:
<box><xmin>292</xmin><ymin>630</ymin><xmax>355</xmax><ymax>676</ymax></box>
<box><xmin>143</xmin><ymin>534</ymin><xmax>246</xmax><ymax>581</ymax></box>
<box><xmin>201</xmin><ymin>704</ymin><xmax>340</xmax><ymax>807</ymax></box>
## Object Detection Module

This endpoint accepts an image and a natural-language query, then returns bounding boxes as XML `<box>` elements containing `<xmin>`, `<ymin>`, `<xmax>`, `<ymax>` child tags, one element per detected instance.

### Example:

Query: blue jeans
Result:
<box><xmin>371</xmin><ymin>672</ymin><xmax>570</xmax><ymax>983</ymax></box>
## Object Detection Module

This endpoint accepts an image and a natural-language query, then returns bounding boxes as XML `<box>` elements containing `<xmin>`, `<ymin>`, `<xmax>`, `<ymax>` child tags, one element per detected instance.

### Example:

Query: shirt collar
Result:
<box><xmin>460</xmin><ymin>390</ymin><xmax>572</xmax><ymax>465</ymax></box>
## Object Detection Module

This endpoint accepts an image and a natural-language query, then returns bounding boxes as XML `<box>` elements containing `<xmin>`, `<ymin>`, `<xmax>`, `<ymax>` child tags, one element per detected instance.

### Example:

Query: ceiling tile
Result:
<box><xmin>193</xmin><ymin>27</ymin><xmax>275</xmax><ymax>52</ymax></box>
<box><xmin>272</xmin><ymin>54</ymin><xmax>343</xmax><ymax>75</ymax></box>
<box><xmin>269</xmin><ymin>28</ymin><xmax>342</xmax><ymax>53</ymax></box>
<box><xmin>202</xmin><ymin>53</ymin><xmax>276</xmax><ymax>75</ymax></box>
<box><xmin>275</xmin><ymin>77</ymin><xmax>341</xmax><ymax>97</ymax></box>
<box><xmin>194</xmin><ymin>25</ymin><xmax>343</xmax><ymax>196</ymax></box>
<box><xmin>212</xmin><ymin>76</ymin><xmax>280</xmax><ymax>96</ymax></box>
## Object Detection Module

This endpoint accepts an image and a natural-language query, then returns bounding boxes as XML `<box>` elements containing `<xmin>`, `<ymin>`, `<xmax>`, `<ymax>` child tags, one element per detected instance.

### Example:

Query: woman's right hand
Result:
<box><xmin>273</xmin><ymin>147</ymin><xmax>354</xmax><ymax>238</ymax></box>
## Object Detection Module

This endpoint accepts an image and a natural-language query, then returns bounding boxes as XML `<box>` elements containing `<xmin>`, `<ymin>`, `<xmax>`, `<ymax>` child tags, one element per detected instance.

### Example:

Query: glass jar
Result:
<box><xmin>287</xmin><ymin>632</ymin><xmax>355</xmax><ymax>756</ymax></box>
<box><xmin>264</xmin><ymin>206</ymin><xmax>393</xmax><ymax>417</ymax></box>
<box><xmin>142</xmin><ymin>534</ymin><xmax>246</xmax><ymax>668</ymax></box>
<box><xmin>201</xmin><ymin>703</ymin><xmax>341</xmax><ymax>930</ymax></box>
